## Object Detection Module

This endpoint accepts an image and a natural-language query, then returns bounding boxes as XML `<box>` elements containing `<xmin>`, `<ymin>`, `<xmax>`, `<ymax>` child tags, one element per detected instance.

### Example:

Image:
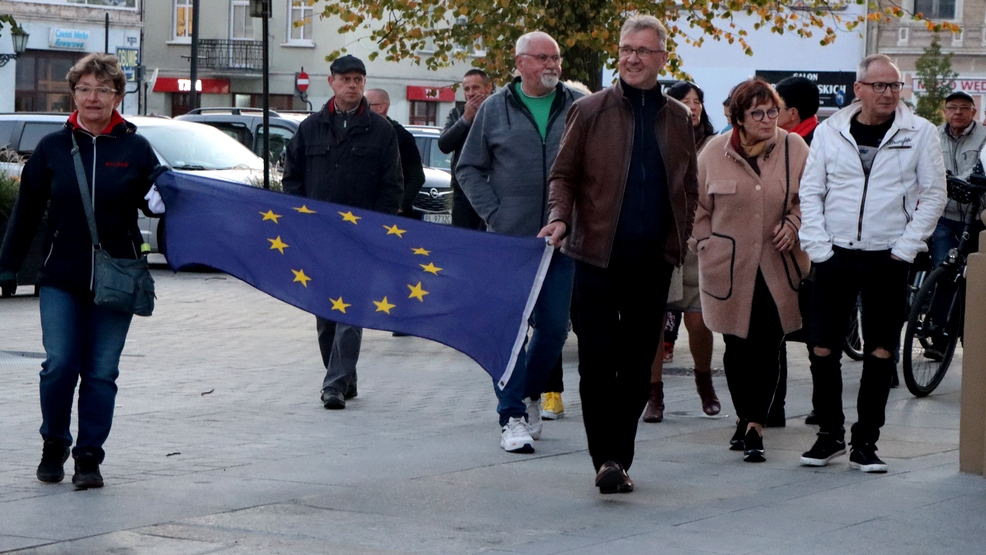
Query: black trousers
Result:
<box><xmin>576</xmin><ymin>244</ymin><xmax>673</xmax><ymax>472</ymax></box>
<box><xmin>451</xmin><ymin>185</ymin><xmax>485</xmax><ymax>230</ymax></box>
<box><xmin>809</xmin><ymin>247</ymin><xmax>908</xmax><ymax>444</ymax></box>
<box><xmin>722</xmin><ymin>271</ymin><xmax>785</xmax><ymax>426</ymax></box>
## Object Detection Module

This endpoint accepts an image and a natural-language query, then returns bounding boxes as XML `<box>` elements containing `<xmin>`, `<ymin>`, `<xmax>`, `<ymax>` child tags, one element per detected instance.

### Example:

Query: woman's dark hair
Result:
<box><xmin>666</xmin><ymin>81</ymin><xmax>715</xmax><ymax>140</ymax></box>
<box><xmin>728</xmin><ymin>78</ymin><xmax>781</xmax><ymax>127</ymax></box>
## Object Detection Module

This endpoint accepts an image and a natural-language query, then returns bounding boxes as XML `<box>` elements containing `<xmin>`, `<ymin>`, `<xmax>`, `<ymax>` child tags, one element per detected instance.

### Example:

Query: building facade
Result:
<box><xmin>141</xmin><ymin>1</ymin><xmax>473</xmax><ymax>125</ymax></box>
<box><xmin>0</xmin><ymin>0</ymin><xmax>144</xmax><ymax>114</ymax></box>
<box><xmin>870</xmin><ymin>0</ymin><xmax>986</xmax><ymax>118</ymax></box>
<box><xmin>0</xmin><ymin>1</ymin><xmax>483</xmax><ymax>126</ymax></box>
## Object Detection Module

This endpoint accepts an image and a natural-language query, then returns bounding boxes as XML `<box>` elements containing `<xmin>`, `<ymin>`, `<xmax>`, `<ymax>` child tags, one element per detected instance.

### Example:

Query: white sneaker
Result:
<box><xmin>525</xmin><ymin>396</ymin><xmax>543</xmax><ymax>440</ymax></box>
<box><xmin>500</xmin><ymin>417</ymin><xmax>534</xmax><ymax>453</ymax></box>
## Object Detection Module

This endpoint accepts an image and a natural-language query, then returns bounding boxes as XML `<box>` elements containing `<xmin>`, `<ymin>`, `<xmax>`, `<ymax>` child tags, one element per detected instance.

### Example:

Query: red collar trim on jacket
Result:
<box><xmin>67</xmin><ymin>110</ymin><xmax>127</xmax><ymax>136</ymax></box>
<box><xmin>328</xmin><ymin>97</ymin><xmax>364</xmax><ymax>116</ymax></box>
<box><xmin>790</xmin><ymin>115</ymin><xmax>818</xmax><ymax>140</ymax></box>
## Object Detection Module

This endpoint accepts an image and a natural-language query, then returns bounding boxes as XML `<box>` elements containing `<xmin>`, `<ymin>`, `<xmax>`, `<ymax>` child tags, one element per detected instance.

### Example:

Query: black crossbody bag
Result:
<box><xmin>71</xmin><ymin>133</ymin><xmax>155</xmax><ymax>316</ymax></box>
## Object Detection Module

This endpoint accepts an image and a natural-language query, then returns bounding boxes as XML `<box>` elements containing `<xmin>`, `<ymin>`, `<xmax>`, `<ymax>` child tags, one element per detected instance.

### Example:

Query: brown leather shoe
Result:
<box><xmin>642</xmin><ymin>382</ymin><xmax>664</xmax><ymax>423</ymax></box>
<box><xmin>694</xmin><ymin>371</ymin><xmax>721</xmax><ymax>416</ymax></box>
<box><xmin>595</xmin><ymin>461</ymin><xmax>633</xmax><ymax>494</ymax></box>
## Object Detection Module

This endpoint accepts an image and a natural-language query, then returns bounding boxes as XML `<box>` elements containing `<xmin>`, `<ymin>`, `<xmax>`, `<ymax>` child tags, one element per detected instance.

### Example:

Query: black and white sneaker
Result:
<box><xmin>849</xmin><ymin>443</ymin><xmax>888</xmax><ymax>473</ymax></box>
<box><xmin>800</xmin><ymin>433</ymin><xmax>847</xmax><ymax>466</ymax></box>
<box><xmin>742</xmin><ymin>428</ymin><xmax>765</xmax><ymax>463</ymax></box>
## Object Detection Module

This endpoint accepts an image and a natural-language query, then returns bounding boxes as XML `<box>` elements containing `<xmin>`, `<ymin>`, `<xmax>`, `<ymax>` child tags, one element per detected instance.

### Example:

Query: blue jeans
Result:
<box><xmin>39</xmin><ymin>286</ymin><xmax>133</xmax><ymax>462</ymax></box>
<box><xmin>494</xmin><ymin>250</ymin><xmax>575</xmax><ymax>426</ymax></box>
<box><xmin>930</xmin><ymin>216</ymin><xmax>984</xmax><ymax>267</ymax></box>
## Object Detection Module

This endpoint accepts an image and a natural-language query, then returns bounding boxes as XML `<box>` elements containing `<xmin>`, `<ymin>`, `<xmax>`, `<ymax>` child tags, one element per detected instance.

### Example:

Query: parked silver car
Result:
<box><xmin>0</xmin><ymin>113</ymin><xmax>265</xmax><ymax>256</ymax></box>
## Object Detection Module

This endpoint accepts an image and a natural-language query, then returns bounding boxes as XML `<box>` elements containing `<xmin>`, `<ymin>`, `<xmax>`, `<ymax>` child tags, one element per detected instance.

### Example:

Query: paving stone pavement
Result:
<box><xmin>1</xmin><ymin>269</ymin><xmax>984</xmax><ymax>554</ymax></box>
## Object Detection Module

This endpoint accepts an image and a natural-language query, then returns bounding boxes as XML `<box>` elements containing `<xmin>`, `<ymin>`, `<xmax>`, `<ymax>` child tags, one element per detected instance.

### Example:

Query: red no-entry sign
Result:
<box><xmin>296</xmin><ymin>71</ymin><xmax>310</xmax><ymax>92</ymax></box>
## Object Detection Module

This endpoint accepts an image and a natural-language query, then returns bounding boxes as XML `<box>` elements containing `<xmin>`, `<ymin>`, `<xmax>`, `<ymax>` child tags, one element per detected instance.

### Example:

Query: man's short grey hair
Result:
<box><xmin>620</xmin><ymin>14</ymin><xmax>668</xmax><ymax>48</ymax></box>
<box><xmin>515</xmin><ymin>31</ymin><xmax>558</xmax><ymax>56</ymax></box>
<box><xmin>365</xmin><ymin>88</ymin><xmax>390</xmax><ymax>103</ymax></box>
<box><xmin>856</xmin><ymin>54</ymin><xmax>900</xmax><ymax>82</ymax></box>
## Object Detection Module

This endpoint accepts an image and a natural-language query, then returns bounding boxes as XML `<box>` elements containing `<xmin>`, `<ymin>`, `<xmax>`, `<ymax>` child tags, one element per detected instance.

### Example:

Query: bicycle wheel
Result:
<box><xmin>902</xmin><ymin>266</ymin><xmax>963</xmax><ymax>397</ymax></box>
<box><xmin>844</xmin><ymin>295</ymin><xmax>864</xmax><ymax>361</ymax></box>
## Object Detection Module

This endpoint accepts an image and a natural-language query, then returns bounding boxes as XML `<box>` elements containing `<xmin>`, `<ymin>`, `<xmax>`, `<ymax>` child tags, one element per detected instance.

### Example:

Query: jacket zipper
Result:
<box><xmin>43</xmin><ymin>230</ymin><xmax>58</xmax><ymax>266</ymax></box>
<box><xmin>89</xmin><ymin>134</ymin><xmax>98</xmax><ymax>289</ymax></box>
<box><xmin>840</xmin><ymin>128</ymin><xmax>900</xmax><ymax>242</ymax></box>
<box><xmin>509</xmin><ymin>86</ymin><xmax>566</xmax><ymax>228</ymax></box>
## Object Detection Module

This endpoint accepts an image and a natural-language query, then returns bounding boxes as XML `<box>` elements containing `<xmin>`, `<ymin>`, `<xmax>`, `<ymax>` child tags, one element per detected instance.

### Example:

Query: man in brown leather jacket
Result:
<box><xmin>539</xmin><ymin>14</ymin><xmax>698</xmax><ymax>494</ymax></box>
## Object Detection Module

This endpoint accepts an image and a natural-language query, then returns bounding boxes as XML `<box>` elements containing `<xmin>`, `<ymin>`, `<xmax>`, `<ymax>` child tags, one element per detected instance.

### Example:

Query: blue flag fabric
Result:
<box><xmin>155</xmin><ymin>172</ymin><xmax>552</xmax><ymax>386</ymax></box>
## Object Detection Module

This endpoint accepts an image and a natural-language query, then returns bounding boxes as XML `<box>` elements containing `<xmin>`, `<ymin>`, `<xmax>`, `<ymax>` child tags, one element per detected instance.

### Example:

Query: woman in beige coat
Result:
<box><xmin>691</xmin><ymin>78</ymin><xmax>810</xmax><ymax>462</ymax></box>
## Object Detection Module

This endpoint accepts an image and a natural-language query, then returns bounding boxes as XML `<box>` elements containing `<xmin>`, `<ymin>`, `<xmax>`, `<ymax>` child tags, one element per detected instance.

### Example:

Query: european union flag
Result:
<box><xmin>155</xmin><ymin>172</ymin><xmax>552</xmax><ymax>386</ymax></box>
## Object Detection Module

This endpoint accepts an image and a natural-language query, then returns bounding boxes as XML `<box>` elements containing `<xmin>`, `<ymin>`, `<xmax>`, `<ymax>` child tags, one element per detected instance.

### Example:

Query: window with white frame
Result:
<box><xmin>913</xmin><ymin>0</ymin><xmax>957</xmax><ymax>20</ymax></box>
<box><xmin>174</xmin><ymin>0</ymin><xmax>193</xmax><ymax>42</ymax></box>
<box><xmin>231</xmin><ymin>0</ymin><xmax>255</xmax><ymax>40</ymax></box>
<box><xmin>289</xmin><ymin>1</ymin><xmax>314</xmax><ymax>42</ymax></box>
<box><xmin>952</xmin><ymin>29</ymin><xmax>964</xmax><ymax>47</ymax></box>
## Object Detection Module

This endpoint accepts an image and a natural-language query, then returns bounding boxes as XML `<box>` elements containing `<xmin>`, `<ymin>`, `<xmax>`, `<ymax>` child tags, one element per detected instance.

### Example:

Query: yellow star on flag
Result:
<box><xmin>294</xmin><ymin>205</ymin><xmax>317</xmax><ymax>214</ymax></box>
<box><xmin>384</xmin><ymin>224</ymin><xmax>407</xmax><ymax>238</ymax></box>
<box><xmin>373</xmin><ymin>296</ymin><xmax>396</xmax><ymax>314</ymax></box>
<box><xmin>260</xmin><ymin>210</ymin><xmax>282</xmax><ymax>223</ymax></box>
<box><xmin>411</xmin><ymin>247</ymin><xmax>431</xmax><ymax>256</ymax></box>
<box><xmin>292</xmin><ymin>269</ymin><xmax>312</xmax><ymax>287</ymax></box>
<box><xmin>330</xmin><ymin>297</ymin><xmax>351</xmax><ymax>313</ymax></box>
<box><xmin>407</xmin><ymin>282</ymin><xmax>429</xmax><ymax>302</ymax></box>
<box><xmin>420</xmin><ymin>262</ymin><xmax>443</xmax><ymax>275</ymax></box>
<box><xmin>268</xmin><ymin>236</ymin><xmax>289</xmax><ymax>254</ymax></box>
<box><xmin>339</xmin><ymin>211</ymin><xmax>361</xmax><ymax>224</ymax></box>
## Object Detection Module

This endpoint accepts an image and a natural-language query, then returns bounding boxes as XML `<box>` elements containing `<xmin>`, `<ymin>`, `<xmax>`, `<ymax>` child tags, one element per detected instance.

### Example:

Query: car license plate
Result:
<box><xmin>423</xmin><ymin>213</ymin><xmax>452</xmax><ymax>225</ymax></box>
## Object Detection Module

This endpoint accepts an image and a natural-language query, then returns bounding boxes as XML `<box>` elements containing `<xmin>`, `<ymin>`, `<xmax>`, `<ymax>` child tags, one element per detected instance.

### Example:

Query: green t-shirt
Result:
<box><xmin>516</xmin><ymin>85</ymin><xmax>556</xmax><ymax>140</ymax></box>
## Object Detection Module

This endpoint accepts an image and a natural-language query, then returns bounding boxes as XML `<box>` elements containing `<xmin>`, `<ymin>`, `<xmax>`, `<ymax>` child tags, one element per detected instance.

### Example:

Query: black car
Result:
<box><xmin>176</xmin><ymin>107</ymin><xmax>299</xmax><ymax>167</ymax></box>
<box><xmin>406</xmin><ymin>126</ymin><xmax>453</xmax><ymax>224</ymax></box>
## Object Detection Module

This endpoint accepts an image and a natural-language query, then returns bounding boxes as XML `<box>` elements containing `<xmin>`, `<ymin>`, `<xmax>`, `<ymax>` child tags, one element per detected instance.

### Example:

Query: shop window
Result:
<box><xmin>409</xmin><ymin>101</ymin><xmax>438</xmax><ymax>126</ymax></box>
<box><xmin>14</xmin><ymin>51</ymin><xmax>76</xmax><ymax>112</ymax></box>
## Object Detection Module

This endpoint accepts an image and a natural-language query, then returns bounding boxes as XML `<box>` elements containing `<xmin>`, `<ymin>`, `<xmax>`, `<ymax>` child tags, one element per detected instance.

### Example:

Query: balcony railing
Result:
<box><xmin>197</xmin><ymin>40</ymin><xmax>263</xmax><ymax>71</ymax></box>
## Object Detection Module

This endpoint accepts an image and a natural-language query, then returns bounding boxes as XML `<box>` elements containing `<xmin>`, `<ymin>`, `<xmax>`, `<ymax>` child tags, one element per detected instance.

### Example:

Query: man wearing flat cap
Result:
<box><xmin>932</xmin><ymin>90</ymin><xmax>986</xmax><ymax>267</ymax></box>
<box><xmin>283</xmin><ymin>54</ymin><xmax>404</xmax><ymax>410</ymax></box>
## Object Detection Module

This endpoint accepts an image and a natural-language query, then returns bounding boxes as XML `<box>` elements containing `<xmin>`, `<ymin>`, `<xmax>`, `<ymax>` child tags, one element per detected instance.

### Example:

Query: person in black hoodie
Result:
<box><xmin>0</xmin><ymin>53</ymin><xmax>162</xmax><ymax>490</ymax></box>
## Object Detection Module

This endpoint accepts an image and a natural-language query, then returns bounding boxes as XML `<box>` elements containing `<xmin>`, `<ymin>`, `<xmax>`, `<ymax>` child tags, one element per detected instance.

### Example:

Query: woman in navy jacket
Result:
<box><xmin>0</xmin><ymin>53</ymin><xmax>160</xmax><ymax>489</ymax></box>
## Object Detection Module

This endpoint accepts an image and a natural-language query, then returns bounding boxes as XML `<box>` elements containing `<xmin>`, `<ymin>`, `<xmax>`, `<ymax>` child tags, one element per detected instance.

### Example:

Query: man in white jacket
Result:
<box><xmin>797</xmin><ymin>54</ymin><xmax>946</xmax><ymax>473</ymax></box>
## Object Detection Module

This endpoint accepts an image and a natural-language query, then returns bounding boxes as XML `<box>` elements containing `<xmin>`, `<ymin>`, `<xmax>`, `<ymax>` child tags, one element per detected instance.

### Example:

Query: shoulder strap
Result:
<box><xmin>783</xmin><ymin>134</ymin><xmax>791</xmax><ymax>224</ymax></box>
<box><xmin>71</xmin><ymin>132</ymin><xmax>101</xmax><ymax>248</ymax></box>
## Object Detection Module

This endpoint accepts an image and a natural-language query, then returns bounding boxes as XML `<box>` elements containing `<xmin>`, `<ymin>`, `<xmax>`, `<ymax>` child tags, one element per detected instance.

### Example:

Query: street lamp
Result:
<box><xmin>0</xmin><ymin>26</ymin><xmax>30</xmax><ymax>68</ymax></box>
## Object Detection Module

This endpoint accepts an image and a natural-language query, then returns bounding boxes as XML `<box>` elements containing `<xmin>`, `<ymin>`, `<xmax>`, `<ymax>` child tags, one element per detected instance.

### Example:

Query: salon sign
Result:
<box><xmin>49</xmin><ymin>28</ymin><xmax>90</xmax><ymax>50</ymax></box>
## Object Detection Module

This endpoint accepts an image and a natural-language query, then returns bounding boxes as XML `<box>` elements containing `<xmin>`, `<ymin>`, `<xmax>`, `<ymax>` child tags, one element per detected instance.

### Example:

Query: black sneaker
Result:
<box><xmin>849</xmin><ymin>443</ymin><xmax>888</xmax><ymax>473</ymax></box>
<box><xmin>743</xmin><ymin>428</ymin><xmax>765</xmax><ymax>463</ymax></box>
<box><xmin>800</xmin><ymin>433</ymin><xmax>847</xmax><ymax>466</ymax></box>
<box><xmin>37</xmin><ymin>440</ymin><xmax>70</xmax><ymax>483</ymax></box>
<box><xmin>72</xmin><ymin>458</ymin><xmax>104</xmax><ymax>489</ymax></box>
<box><xmin>804</xmin><ymin>411</ymin><xmax>820</xmax><ymax>425</ymax></box>
<box><xmin>729</xmin><ymin>419</ymin><xmax>747</xmax><ymax>451</ymax></box>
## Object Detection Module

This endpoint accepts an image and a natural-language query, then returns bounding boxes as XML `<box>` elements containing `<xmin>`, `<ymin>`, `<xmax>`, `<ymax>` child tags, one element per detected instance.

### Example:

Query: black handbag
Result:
<box><xmin>71</xmin><ymin>133</ymin><xmax>155</xmax><ymax>316</ymax></box>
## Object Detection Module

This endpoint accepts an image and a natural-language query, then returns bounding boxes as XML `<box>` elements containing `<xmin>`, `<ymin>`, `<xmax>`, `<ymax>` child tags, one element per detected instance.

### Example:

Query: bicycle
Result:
<box><xmin>902</xmin><ymin>172</ymin><xmax>986</xmax><ymax>397</ymax></box>
<box><xmin>844</xmin><ymin>295</ymin><xmax>864</xmax><ymax>360</ymax></box>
